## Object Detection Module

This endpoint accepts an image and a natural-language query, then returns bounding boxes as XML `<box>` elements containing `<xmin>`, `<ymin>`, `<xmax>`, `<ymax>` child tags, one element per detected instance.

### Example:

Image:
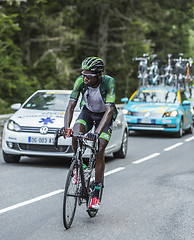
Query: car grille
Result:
<box><xmin>128</xmin><ymin>123</ymin><xmax>177</xmax><ymax>129</ymax></box>
<box><xmin>129</xmin><ymin>123</ymin><xmax>163</xmax><ymax>128</ymax></box>
<box><xmin>18</xmin><ymin>144</ymin><xmax>73</xmax><ymax>153</ymax></box>
<box><xmin>131</xmin><ymin>112</ymin><xmax>163</xmax><ymax>117</ymax></box>
<box><xmin>8</xmin><ymin>142</ymin><xmax>73</xmax><ymax>153</ymax></box>
<box><xmin>20</xmin><ymin>126</ymin><xmax>59</xmax><ymax>134</ymax></box>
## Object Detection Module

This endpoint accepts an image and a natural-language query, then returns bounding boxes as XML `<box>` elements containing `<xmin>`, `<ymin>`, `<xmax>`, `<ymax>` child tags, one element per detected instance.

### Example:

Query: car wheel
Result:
<box><xmin>187</xmin><ymin>121</ymin><xmax>193</xmax><ymax>134</ymax></box>
<box><xmin>3</xmin><ymin>151</ymin><xmax>20</xmax><ymax>163</ymax></box>
<box><xmin>175</xmin><ymin>119</ymin><xmax>183</xmax><ymax>138</ymax></box>
<box><xmin>113</xmin><ymin>130</ymin><xmax>128</xmax><ymax>158</ymax></box>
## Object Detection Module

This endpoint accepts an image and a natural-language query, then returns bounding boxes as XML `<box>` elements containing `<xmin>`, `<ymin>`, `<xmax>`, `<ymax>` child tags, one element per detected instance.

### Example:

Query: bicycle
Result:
<box><xmin>133</xmin><ymin>53</ymin><xmax>150</xmax><ymax>86</ymax></box>
<box><xmin>163</xmin><ymin>54</ymin><xmax>176</xmax><ymax>86</ymax></box>
<box><xmin>186</xmin><ymin>58</ymin><xmax>193</xmax><ymax>98</ymax></box>
<box><xmin>54</xmin><ymin>129</ymin><xmax>104</xmax><ymax>229</ymax></box>
<box><xmin>147</xmin><ymin>54</ymin><xmax>160</xmax><ymax>85</ymax></box>
<box><xmin>173</xmin><ymin>53</ymin><xmax>188</xmax><ymax>90</ymax></box>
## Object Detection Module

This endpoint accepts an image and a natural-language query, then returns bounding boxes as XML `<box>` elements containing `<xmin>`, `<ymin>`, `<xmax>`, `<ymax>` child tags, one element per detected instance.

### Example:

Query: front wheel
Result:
<box><xmin>174</xmin><ymin>119</ymin><xmax>183</xmax><ymax>138</ymax></box>
<box><xmin>113</xmin><ymin>130</ymin><xmax>128</xmax><ymax>158</ymax></box>
<box><xmin>63</xmin><ymin>160</ymin><xmax>79</xmax><ymax>229</ymax></box>
<box><xmin>187</xmin><ymin>121</ymin><xmax>193</xmax><ymax>134</ymax></box>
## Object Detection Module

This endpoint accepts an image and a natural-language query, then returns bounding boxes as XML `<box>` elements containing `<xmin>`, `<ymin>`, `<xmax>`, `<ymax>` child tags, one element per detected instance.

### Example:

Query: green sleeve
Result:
<box><xmin>70</xmin><ymin>76</ymin><xmax>84</xmax><ymax>100</ymax></box>
<box><xmin>105</xmin><ymin>77</ymin><xmax>116</xmax><ymax>103</ymax></box>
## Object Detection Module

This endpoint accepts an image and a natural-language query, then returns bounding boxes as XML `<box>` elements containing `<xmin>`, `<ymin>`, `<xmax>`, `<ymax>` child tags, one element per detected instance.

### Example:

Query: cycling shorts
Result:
<box><xmin>74</xmin><ymin>106</ymin><xmax>113</xmax><ymax>142</ymax></box>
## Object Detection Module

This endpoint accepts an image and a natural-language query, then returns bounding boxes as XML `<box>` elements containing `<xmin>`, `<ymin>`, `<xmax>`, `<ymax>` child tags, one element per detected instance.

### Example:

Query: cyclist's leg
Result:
<box><xmin>72</xmin><ymin>107</ymin><xmax>93</xmax><ymax>153</ymax></box>
<box><xmin>94</xmin><ymin>121</ymin><xmax>112</xmax><ymax>197</ymax></box>
<box><xmin>95</xmin><ymin>139</ymin><xmax>107</xmax><ymax>181</ymax></box>
<box><xmin>72</xmin><ymin>123</ymin><xmax>85</xmax><ymax>154</ymax></box>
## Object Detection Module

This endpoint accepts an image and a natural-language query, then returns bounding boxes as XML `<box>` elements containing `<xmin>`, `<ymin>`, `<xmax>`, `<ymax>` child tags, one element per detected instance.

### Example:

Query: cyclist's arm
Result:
<box><xmin>95</xmin><ymin>77</ymin><xmax>116</xmax><ymax>135</ymax></box>
<box><xmin>64</xmin><ymin>76</ymin><xmax>83</xmax><ymax>127</ymax></box>
<box><xmin>64</xmin><ymin>99</ymin><xmax>77</xmax><ymax>128</ymax></box>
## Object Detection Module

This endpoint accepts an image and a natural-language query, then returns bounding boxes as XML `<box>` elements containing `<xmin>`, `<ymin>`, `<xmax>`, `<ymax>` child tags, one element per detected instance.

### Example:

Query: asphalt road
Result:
<box><xmin>0</xmin><ymin>131</ymin><xmax>194</xmax><ymax>240</ymax></box>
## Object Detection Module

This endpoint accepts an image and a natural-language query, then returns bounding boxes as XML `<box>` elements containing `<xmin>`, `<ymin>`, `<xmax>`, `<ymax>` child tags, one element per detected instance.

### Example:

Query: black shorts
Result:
<box><xmin>74</xmin><ymin>106</ymin><xmax>113</xmax><ymax>142</ymax></box>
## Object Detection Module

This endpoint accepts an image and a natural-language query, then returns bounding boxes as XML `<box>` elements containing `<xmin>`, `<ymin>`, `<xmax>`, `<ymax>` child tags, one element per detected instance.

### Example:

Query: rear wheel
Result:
<box><xmin>63</xmin><ymin>160</ymin><xmax>79</xmax><ymax>229</ymax></box>
<box><xmin>3</xmin><ymin>151</ymin><xmax>20</xmax><ymax>163</ymax></box>
<box><xmin>113</xmin><ymin>130</ymin><xmax>128</xmax><ymax>158</ymax></box>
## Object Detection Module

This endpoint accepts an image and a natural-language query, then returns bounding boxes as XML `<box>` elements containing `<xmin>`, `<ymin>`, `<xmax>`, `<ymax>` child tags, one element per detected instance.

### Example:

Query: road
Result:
<box><xmin>0</xmin><ymin>131</ymin><xmax>194</xmax><ymax>240</ymax></box>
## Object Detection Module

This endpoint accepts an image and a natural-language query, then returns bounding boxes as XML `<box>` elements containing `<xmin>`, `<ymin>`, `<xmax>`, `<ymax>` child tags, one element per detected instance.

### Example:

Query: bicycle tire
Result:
<box><xmin>63</xmin><ymin>160</ymin><xmax>79</xmax><ymax>229</ymax></box>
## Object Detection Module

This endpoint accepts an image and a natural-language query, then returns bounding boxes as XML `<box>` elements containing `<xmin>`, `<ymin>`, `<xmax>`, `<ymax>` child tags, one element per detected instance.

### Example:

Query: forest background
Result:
<box><xmin>0</xmin><ymin>0</ymin><xmax>193</xmax><ymax>114</ymax></box>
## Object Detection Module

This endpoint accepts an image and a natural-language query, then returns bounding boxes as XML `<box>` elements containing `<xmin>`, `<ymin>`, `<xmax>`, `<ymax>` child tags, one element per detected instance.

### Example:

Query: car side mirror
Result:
<box><xmin>11</xmin><ymin>103</ymin><xmax>22</xmax><ymax>111</ymax></box>
<box><xmin>121</xmin><ymin>97</ymin><xmax>129</xmax><ymax>103</ymax></box>
<box><xmin>182</xmin><ymin>100</ymin><xmax>191</xmax><ymax>106</ymax></box>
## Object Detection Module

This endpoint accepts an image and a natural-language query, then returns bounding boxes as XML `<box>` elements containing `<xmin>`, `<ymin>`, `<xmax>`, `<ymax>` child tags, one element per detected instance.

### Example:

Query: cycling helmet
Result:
<box><xmin>81</xmin><ymin>57</ymin><xmax>105</xmax><ymax>73</ymax></box>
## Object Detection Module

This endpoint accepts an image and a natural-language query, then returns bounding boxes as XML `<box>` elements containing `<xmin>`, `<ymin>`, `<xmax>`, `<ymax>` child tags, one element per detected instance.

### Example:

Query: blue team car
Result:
<box><xmin>121</xmin><ymin>86</ymin><xmax>193</xmax><ymax>137</ymax></box>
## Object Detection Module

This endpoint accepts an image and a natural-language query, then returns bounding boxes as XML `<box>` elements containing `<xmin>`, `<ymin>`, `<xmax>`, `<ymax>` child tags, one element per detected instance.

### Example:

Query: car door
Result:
<box><xmin>180</xmin><ymin>91</ymin><xmax>192</xmax><ymax>128</ymax></box>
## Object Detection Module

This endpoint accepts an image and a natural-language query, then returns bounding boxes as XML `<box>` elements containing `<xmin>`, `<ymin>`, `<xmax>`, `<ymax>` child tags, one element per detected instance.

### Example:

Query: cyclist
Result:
<box><xmin>61</xmin><ymin>56</ymin><xmax>117</xmax><ymax>210</ymax></box>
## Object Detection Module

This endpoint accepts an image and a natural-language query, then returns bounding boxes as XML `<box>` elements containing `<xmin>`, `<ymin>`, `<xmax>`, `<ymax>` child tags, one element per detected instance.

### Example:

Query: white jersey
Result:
<box><xmin>84</xmin><ymin>85</ymin><xmax>105</xmax><ymax>112</ymax></box>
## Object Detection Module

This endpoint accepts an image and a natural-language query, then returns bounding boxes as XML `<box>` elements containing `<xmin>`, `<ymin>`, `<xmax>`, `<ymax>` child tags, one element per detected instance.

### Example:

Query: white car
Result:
<box><xmin>2</xmin><ymin>90</ymin><xmax>128</xmax><ymax>163</ymax></box>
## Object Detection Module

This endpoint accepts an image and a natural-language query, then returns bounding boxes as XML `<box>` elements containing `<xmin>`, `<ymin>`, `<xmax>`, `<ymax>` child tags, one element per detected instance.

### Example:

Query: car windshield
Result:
<box><xmin>23</xmin><ymin>91</ymin><xmax>81</xmax><ymax>111</ymax></box>
<box><xmin>132</xmin><ymin>89</ymin><xmax>179</xmax><ymax>104</ymax></box>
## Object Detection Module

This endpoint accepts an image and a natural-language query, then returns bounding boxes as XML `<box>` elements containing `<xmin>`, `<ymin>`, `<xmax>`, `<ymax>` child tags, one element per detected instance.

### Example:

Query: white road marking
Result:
<box><xmin>164</xmin><ymin>142</ymin><xmax>183</xmax><ymax>151</ymax></box>
<box><xmin>104</xmin><ymin>167</ymin><xmax>125</xmax><ymax>176</ymax></box>
<box><xmin>132</xmin><ymin>153</ymin><xmax>160</xmax><ymax>164</ymax></box>
<box><xmin>185</xmin><ymin>136</ymin><xmax>194</xmax><ymax>142</ymax></box>
<box><xmin>0</xmin><ymin>189</ymin><xmax>64</xmax><ymax>214</ymax></box>
<box><xmin>0</xmin><ymin>167</ymin><xmax>125</xmax><ymax>215</ymax></box>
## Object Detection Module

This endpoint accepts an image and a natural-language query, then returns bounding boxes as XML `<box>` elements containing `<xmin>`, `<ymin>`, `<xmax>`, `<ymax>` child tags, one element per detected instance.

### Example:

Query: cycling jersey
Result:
<box><xmin>70</xmin><ymin>75</ymin><xmax>118</xmax><ymax>120</ymax></box>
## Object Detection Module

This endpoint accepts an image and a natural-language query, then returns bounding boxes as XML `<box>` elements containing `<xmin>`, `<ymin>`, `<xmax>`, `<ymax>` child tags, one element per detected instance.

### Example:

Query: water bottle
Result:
<box><xmin>83</xmin><ymin>163</ymin><xmax>87</xmax><ymax>170</ymax></box>
<box><xmin>83</xmin><ymin>163</ymin><xmax>89</xmax><ymax>182</ymax></box>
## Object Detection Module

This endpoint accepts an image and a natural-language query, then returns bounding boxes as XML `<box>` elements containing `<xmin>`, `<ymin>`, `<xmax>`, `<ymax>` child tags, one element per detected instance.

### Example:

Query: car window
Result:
<box><xmin>132</xmin><ymin>90</ymin><xmax>179</xmax><ymax>104</ymax></box>
<box><xmin>23</xmin><ymin>92</ymin><xmax>81</xmax><ymax>111</ymax></box>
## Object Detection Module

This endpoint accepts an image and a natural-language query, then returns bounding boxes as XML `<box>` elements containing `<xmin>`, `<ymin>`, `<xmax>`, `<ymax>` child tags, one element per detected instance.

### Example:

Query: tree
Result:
<box><xmin>0</xmin><ymin>8</ymin><xmax>28</xmax><ymax>113</ymax></box>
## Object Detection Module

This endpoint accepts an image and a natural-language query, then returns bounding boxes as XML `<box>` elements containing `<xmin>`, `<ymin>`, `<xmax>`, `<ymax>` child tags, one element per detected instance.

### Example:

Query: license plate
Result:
<box><xmin>140</xmin><ymin>119</ymin><xmax>152</xmax><ymax>124</ymax></box>
<box><xmin>28</xmin><ymin>137</ymin><xmax>54</xmax><ymax>144</ymax></box>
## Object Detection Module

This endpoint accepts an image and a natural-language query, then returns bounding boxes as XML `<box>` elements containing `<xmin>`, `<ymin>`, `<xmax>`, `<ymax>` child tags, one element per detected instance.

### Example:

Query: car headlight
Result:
<box><xmin>7</xmin><ymin>120</ymin><xmax>21</xmax><ymax>131</ymax></box>
<box><xmin>122</xmin><ymin>109</ymin><xmax>132</xmax><ymax>115</ymax></box>
<box><xmin>163</xmin><ymin>110</ymin><xmax>178</xmax><ymax>118</ymax></box>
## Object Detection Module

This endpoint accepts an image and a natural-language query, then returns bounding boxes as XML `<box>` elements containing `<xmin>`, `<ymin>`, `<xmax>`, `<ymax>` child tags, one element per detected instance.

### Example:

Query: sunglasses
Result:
<box><xmin>81</xmin><ymin>71</ymin><xmax>98</xmax><ymax>79</ymax></box>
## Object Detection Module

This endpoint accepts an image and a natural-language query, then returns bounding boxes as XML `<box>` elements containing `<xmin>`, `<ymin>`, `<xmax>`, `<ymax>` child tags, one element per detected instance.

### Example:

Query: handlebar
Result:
<box><xmin>54</xmin><ymin>129</ymin><xmax>98</xmax><ymax>150</ymax></box>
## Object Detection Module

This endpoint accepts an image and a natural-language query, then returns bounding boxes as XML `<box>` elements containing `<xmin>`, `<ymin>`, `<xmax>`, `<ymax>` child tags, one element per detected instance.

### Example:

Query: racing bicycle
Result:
<box><xmin>173</xmin><ymin>53</ymin><xmax>188</xmax><ymax>90</ymax></box>
<box><xmin>133</xmin><ymin>53</ymin><xmax>150</xmax><ymax>86</ymax></box>
<box><xmin>54</xmin><ymin>129</ymin><xmax>103</xmax><ymax>229</ymax></box>
<box><xmin>147</xmin><ymin>54</ymin><xmax>160</xmax><ymax>85</ymax></box>
<box><xmin>186</xmin><ymin>58</ymin><xmax>193</xmax><ymax>98</ymax></box>
<box><xmin>164</xmin><ymin>54</ymin><xmax>176</xmax><ymax>86</ymax></box>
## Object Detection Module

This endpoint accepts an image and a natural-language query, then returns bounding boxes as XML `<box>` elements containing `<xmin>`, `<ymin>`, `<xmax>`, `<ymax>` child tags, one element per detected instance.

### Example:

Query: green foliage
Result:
<box><xmin>0</xmin><ymin>9</ymin><xmax>29</xmax><ymax>108</ymax></box>
<box><xmin>0</xmin><ymin>0</ymin><xmax>193</xmax><ymax>113</ymax></box>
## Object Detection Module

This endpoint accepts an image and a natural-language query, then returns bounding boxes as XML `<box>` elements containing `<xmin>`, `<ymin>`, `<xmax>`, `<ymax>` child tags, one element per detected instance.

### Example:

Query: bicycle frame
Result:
<box><xmin>72</xmin><ymin>133</ymin><xmax>98</xmax><ymax>203</ymax></box>
<box><xmin>54</xmin><ymin>130</ymin><xmax>101</xmax><ymax>229</ymax></box>
<box><xmin>165</xmin><ymin>54</ymin><xmax>175</xmax><ymax>86</ymax></box>
<box><xmin>148</xmin><ymin>61</ymin><xmax>160</xmax><ymax>85</ymax></box>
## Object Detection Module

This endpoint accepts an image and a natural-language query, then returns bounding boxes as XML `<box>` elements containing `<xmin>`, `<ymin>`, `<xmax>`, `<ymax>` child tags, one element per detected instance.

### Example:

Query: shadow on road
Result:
<box><xmin>0</xmin><ymin>155</ymin><xmax>72</xmax><ymax>169</ymax></box>
<box><xmin>128</xmin><ymin>130</ymin><xmax>176</xmax><ymax>139</ymax></box>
